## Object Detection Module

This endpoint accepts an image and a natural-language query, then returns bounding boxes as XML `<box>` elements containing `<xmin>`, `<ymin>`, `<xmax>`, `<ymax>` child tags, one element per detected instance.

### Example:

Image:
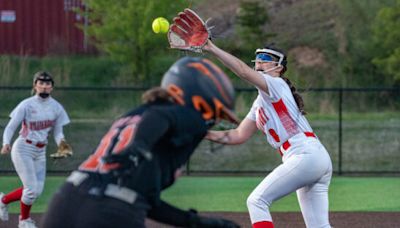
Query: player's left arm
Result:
<box><xmin>147</xmin><ymin>200</ymin><xmax>190</xmax><ymax>226</ymax></box>
<box><xmin>148</xmin><ymin>200</ymin><xmax>239</xmax><ymax>227</ymax></box>
<box><xmin>204</xmin><ymin>40</ymin><xmax>269</xmax><ymax>94</ymax></box>
<box><xmin>53</xmin><ymin>124</ymin><xmax>66</xmax><ymax>146</ymax></box>
<box><xmin>206</xmin><ymin>118</ymin><xmax>258</xmax><ymax>145</ymax></box>
<box><xmin>53</xmin><ymin>106</ymin><xmax>70</xmax><ymax>145</ymax></box>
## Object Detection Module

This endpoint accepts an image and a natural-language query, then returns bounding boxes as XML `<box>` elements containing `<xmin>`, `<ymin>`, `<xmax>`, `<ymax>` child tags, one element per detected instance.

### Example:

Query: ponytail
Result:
<box><xmin>142</xmin><ymin>87</ymin><xmax>173</xmax><ymax>104</ymax></box>
<box><xmin>280</xmin><ymin>76</ymin><xmax>306</xmax><ymax>115</ymax></box>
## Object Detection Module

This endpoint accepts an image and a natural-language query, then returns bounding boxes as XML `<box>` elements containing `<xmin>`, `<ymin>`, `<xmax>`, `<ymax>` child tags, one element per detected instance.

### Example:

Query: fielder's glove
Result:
<box><xmin>50</xmin><ymin>140</ymin><xmax>73</xmax><ymax>159</ymax></box>
<box><xmin>168</xmin><ymin>8</ymin><xmax>211</xmax><ymax>53</ymax></box>
<box><xmin>188</xmin><ymin>209</ymin><xmax>240</xmax><ymax>228</ymax></box>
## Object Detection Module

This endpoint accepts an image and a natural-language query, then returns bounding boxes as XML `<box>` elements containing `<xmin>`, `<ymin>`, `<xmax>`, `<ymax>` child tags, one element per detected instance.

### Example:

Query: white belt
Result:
<box><xmin>66</xmin><ymin>171</ymin><xmax>137</xmax><ymax>204</ymax></box>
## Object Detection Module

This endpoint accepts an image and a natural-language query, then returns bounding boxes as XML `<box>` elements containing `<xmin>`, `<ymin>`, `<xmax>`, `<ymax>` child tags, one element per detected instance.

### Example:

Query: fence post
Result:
<box><xmin>186</xmin><ymin>159</ymin><xmax>191</xmax><ymax>176</ymax></box>
<box><xmin>338</xmin><ymin>88</ymin><xmax>343</xmax><ymax>175</ymax></box>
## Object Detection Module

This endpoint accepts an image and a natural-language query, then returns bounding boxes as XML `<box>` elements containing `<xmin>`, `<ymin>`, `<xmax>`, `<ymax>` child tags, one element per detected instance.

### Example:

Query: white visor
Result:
<box><xmin>253</xmin><ymin>48</ymin><xmax>284</xmax><ymax>66</ymax></box>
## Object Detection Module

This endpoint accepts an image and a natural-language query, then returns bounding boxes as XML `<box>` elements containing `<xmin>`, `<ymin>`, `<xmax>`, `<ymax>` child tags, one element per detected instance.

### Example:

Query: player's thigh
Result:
<box><xmin>34</xmin><ymin>152</ymin><xmax>47</xmax><ymax>194</ymax></box>
<box><xmin>250</xmin><ymin>154</ymin><xmax>316</xmax><ymax>204</ymax></box>
<box><xmin>296</xmin><ymin>170</ymin><xmax>332</xmax><ymax>227</ymax></box>
<box><xmin>11</xmin><ymin>145</ymin><xmax>37</xmax><ymax>186</ymax></box>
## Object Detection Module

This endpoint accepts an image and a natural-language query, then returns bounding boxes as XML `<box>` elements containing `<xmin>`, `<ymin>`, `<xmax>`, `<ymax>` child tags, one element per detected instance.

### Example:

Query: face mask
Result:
<box><xmin>256</xmin><ymin>65</ymin><xmax>280</xmax><ymax>74</ymax></box>
<box><xmin>39</xmin><ymin>93</ymin><xmax>50</xmax><ymax>98</ymax></box>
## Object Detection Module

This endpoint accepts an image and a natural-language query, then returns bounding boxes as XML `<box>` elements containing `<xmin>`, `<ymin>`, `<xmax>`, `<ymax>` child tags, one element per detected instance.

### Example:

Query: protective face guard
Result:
<box><xmin>252</xmin><ymin>48</ymin><xmax>285</xmax><ymax>66</ymax></box>
<box><xmin>251</xmin><ymin>53</ymin><xmax>276</xmax><ymax>63</ymax></box>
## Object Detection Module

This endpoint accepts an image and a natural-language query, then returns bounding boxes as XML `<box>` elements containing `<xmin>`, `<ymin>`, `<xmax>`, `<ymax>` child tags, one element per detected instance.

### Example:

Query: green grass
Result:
<box><xmin>1</xmin><ymin>176</ymin><xmax>399</xmax><ymax>213</ymax></box>
<box><xmin>163</xmin><ymin>177</ymin><xmax>400</xmax><ymax>212</ymax></box>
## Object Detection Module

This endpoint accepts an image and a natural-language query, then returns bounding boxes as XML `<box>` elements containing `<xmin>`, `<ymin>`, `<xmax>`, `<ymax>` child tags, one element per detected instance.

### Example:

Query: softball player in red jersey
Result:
<box><xmin>0</xmin><ymin>71</ymin><xmax>70</xmax><ymax>228</ymax></box>
<box><xmin>204</xmin><ymin>40</ymin><xmax>332</xmax><ymax>228</ymax></box>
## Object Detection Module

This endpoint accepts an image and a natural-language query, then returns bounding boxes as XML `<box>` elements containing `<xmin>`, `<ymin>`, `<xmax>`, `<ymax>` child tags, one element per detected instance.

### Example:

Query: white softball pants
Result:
<box><xmin>247</xmin><ymin>134</ymin><xmax>332</xmax><ymax>228</ymax></box>
<box><xmin>11</xmin><ymin>137</ymin><xmax>47</xmax><ymax>205</ymax></box>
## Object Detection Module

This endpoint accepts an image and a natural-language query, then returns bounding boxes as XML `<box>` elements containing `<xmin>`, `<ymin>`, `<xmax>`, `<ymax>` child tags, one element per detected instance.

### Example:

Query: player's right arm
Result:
<box><xmin>1</xmin><ymin>104</ymin><xmax>25</xmax><ymax>154</ymax></box>
<box><xmin>204</xmin><ymin>40</ymin><xmax>269</xmax><ymax>94</ymax></box>
<box><xmin>53</xmin><ymin>103</ymin><xmax>70</xmax><ymax>145</ymax></box>
<box><xmin>1</xmin><ymin>144</ymin><xmax>11</xmax><ymax>154</ymax></box>
<box><xmin>205</xmin><ymin>118</ymin><xmax>258</xmax><ymax>145</ymax></box>
<box><xmin>1</xmin><ymin>118</ymin><xmax>20</xmax><ymax>154</ymax></box>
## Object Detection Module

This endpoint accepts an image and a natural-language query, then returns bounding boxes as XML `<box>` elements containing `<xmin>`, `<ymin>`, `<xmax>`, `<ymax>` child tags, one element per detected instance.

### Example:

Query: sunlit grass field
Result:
<box><xmin>1</xmin><ymin>176</ymin><xmax>399</xmax><ymax>213</ymax></box>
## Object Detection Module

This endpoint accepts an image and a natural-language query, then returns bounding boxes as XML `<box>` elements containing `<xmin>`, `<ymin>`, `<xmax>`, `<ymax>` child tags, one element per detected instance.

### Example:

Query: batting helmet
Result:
<box><xmin>33</xmin><ymin>71</ymin><xmax>54</xmax><ymax>85</ymax></box>
<box><xmin>161</xmin><ymin>57</ymin><xmax>239</xmax><ymax>127</ymax></box>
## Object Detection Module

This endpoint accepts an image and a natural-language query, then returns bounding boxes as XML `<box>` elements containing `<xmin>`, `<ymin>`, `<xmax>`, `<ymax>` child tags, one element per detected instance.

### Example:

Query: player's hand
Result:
<box><xmin>1</xmin><ymin>144</ymin><xmax>11</xmax><ymax>154</ymax></box>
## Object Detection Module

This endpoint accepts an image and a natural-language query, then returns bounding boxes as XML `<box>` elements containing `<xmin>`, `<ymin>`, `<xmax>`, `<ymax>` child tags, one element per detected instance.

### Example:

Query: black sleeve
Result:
<box><xmin>147</xmin><ymin>200</ymin><xmax>191</xmax><ymax>226</ymax></box>
<box><xmin>131</xmin><ymin>109</ymin><xmax>172</xmax><ymax>153</ymax></box>
<box><xmin>147</xmin><ymin>200</ymin><xmax>241</xmax><ymax>228</ymax></box>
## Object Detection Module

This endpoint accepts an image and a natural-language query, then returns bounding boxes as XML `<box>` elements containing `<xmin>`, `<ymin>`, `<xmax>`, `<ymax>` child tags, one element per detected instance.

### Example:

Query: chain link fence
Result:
<box><xmin>0</xmin><ymin>86</ymin><xmax>399</xmax><ymax>175</ymax></box>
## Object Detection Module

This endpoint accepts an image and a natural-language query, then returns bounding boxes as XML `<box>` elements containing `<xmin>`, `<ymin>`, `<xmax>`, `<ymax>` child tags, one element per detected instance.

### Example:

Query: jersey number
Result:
<box><xmin>79</xmin><ymin>123</ymin><xmax>137</xmax><ymax>173</ymax></box>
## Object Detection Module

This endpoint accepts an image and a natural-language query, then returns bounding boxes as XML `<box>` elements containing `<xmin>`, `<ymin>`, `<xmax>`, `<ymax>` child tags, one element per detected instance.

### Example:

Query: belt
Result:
<box><xmin>278</xmin><ymin>132</ymin><xmax>316</xmax><ymax>156</ymax></box>
<box><xmin>26</xmin><ymin>139</ymin><xmax>46</xmax><ymax>148</ymax></box>
<box><xmin>66</xmin><ymin>171</ymin><xmax>137</xmax><ymax>204</ymax></box>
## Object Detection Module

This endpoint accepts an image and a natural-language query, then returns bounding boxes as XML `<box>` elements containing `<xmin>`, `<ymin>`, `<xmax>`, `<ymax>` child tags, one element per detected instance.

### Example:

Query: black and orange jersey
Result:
<box><xmin>78</xmin><ymin>100</ymin><xmax>208</xmax><ymax>206</ymax></box>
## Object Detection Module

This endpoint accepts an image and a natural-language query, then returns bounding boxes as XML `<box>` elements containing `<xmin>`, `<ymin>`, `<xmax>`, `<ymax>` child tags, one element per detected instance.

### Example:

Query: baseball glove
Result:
<box><xmin>50</xmin><ymin>140</ymin><xmax>73</xmax><ymax>159</ymax></box>
<box><xmin>168</xmin><ymin>8</ymin><xmax>211</xmax><ymax>53</ymax></box>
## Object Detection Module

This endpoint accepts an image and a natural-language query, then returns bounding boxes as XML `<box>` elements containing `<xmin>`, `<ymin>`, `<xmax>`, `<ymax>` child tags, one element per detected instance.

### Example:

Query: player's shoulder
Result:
<box><xmin>262</xmin><ymin>73</ymin><xmax>286</xmax><ymax>85</ymax></box>
<box><xmin>147</xmin><ymin>102</ymin><xmax>204</xmax><ymax>125</ymax></box>
<box><xmin>259</xmin><ymin>73</ymin><xmax>287</xmax><ymax>91</ymax></box>
<box><xmin>48</xmin><ymin>97</ymin><xmax>66</xmax><ymax>108</ymax></box>
<box><xmin>16</xmin><ymin>96</ymin><xmax>36</xmax><ymax>107</ymax></box>
<box><xmin>146</xmin><ymin>102</ymin><xmax>186</xmax><ymax>118</ymax></box>
<box><xmin>48</xmin><ymin>96</ymin><xmax>61</xmax><ymax>104</ymax></box>
<box><xmin>124</xmin><ymin>101</ymin><xmax>203</xmax><ymax>123</ymax></box>
<box><xmin>122</xmin><ymin>102</ymin><xmax>175</xmax><ymax>120</ymax></box>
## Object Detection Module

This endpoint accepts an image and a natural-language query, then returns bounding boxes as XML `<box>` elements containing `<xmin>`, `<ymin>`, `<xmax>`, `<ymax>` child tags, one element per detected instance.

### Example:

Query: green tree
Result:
<box><xmin>372</xmin><ymin>0</ymin><xmax>400</xmax><ymax>84</ymax></box>
<box><xmin>235</xmin><ymin>0</ymin><xmax>273</xmax><ymax>55</ymax></box>
<box><xmin>336</xmin><ymin>0</ymin><xmax>397</xmax><ymax>86</ymax></box>
<box><xmin>79</xmin><ymin>0</ymin><xmax>186</xmax><ymax>84</ymax></box>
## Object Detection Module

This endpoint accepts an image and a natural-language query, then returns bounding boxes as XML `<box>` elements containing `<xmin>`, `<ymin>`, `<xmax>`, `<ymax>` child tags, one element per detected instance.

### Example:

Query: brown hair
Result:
<box><xmin>280</xmin><ymin>76</ymin><xmax>306</xmax><ymax>115</ymax></box>
<box><xmin>261</xmin><ymin>44</ymin><xmax>306</xmax><ymax>115</ymax></box>
<box><xmin>141</xmin><ymin>87</ymin><xmax>173</xmax><ymax>104</ymax></box>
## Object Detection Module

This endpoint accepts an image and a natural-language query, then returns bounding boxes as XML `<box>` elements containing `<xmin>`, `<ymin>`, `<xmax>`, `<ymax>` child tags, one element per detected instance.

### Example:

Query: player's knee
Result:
<box><xmin>22</xmin><ymin>188</ymin><xmax>39</xmax><ymax>205</ymax></box>
<box><xmin>246</xmin><ymin>194</ymin><xmax>258</xmax><ymax>208</ymax></box>
<box><xmin>247</xmin><ymin>193</ymin><xmax>270</xmax><ymax>209</ymax></box>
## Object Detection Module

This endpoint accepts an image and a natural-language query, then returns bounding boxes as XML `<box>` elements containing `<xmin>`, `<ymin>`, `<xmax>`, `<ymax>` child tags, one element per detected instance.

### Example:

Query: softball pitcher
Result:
<box><xmin>0</xmin><ymin>71</ymin><xmax>70</xmax><ymax>228</ymax></box>
<box><xmin>204</xmin><ymin>41</ymin><xmax>332</xmax><ymax>228</ymax></box>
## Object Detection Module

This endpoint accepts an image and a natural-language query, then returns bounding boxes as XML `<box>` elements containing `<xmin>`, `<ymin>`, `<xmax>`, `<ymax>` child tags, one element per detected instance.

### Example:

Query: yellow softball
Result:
<box><xmin>152</xmin><ymin>17</ymin><xmax>170</xmax><ymax>34</ymax></box>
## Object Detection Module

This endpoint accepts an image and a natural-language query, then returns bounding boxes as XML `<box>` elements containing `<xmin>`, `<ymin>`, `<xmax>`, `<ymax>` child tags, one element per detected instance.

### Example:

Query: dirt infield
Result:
<box><xmin>2</xmin><ymin>212</ymin><xmax>400</xmax><ymax>227</ymax></box>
